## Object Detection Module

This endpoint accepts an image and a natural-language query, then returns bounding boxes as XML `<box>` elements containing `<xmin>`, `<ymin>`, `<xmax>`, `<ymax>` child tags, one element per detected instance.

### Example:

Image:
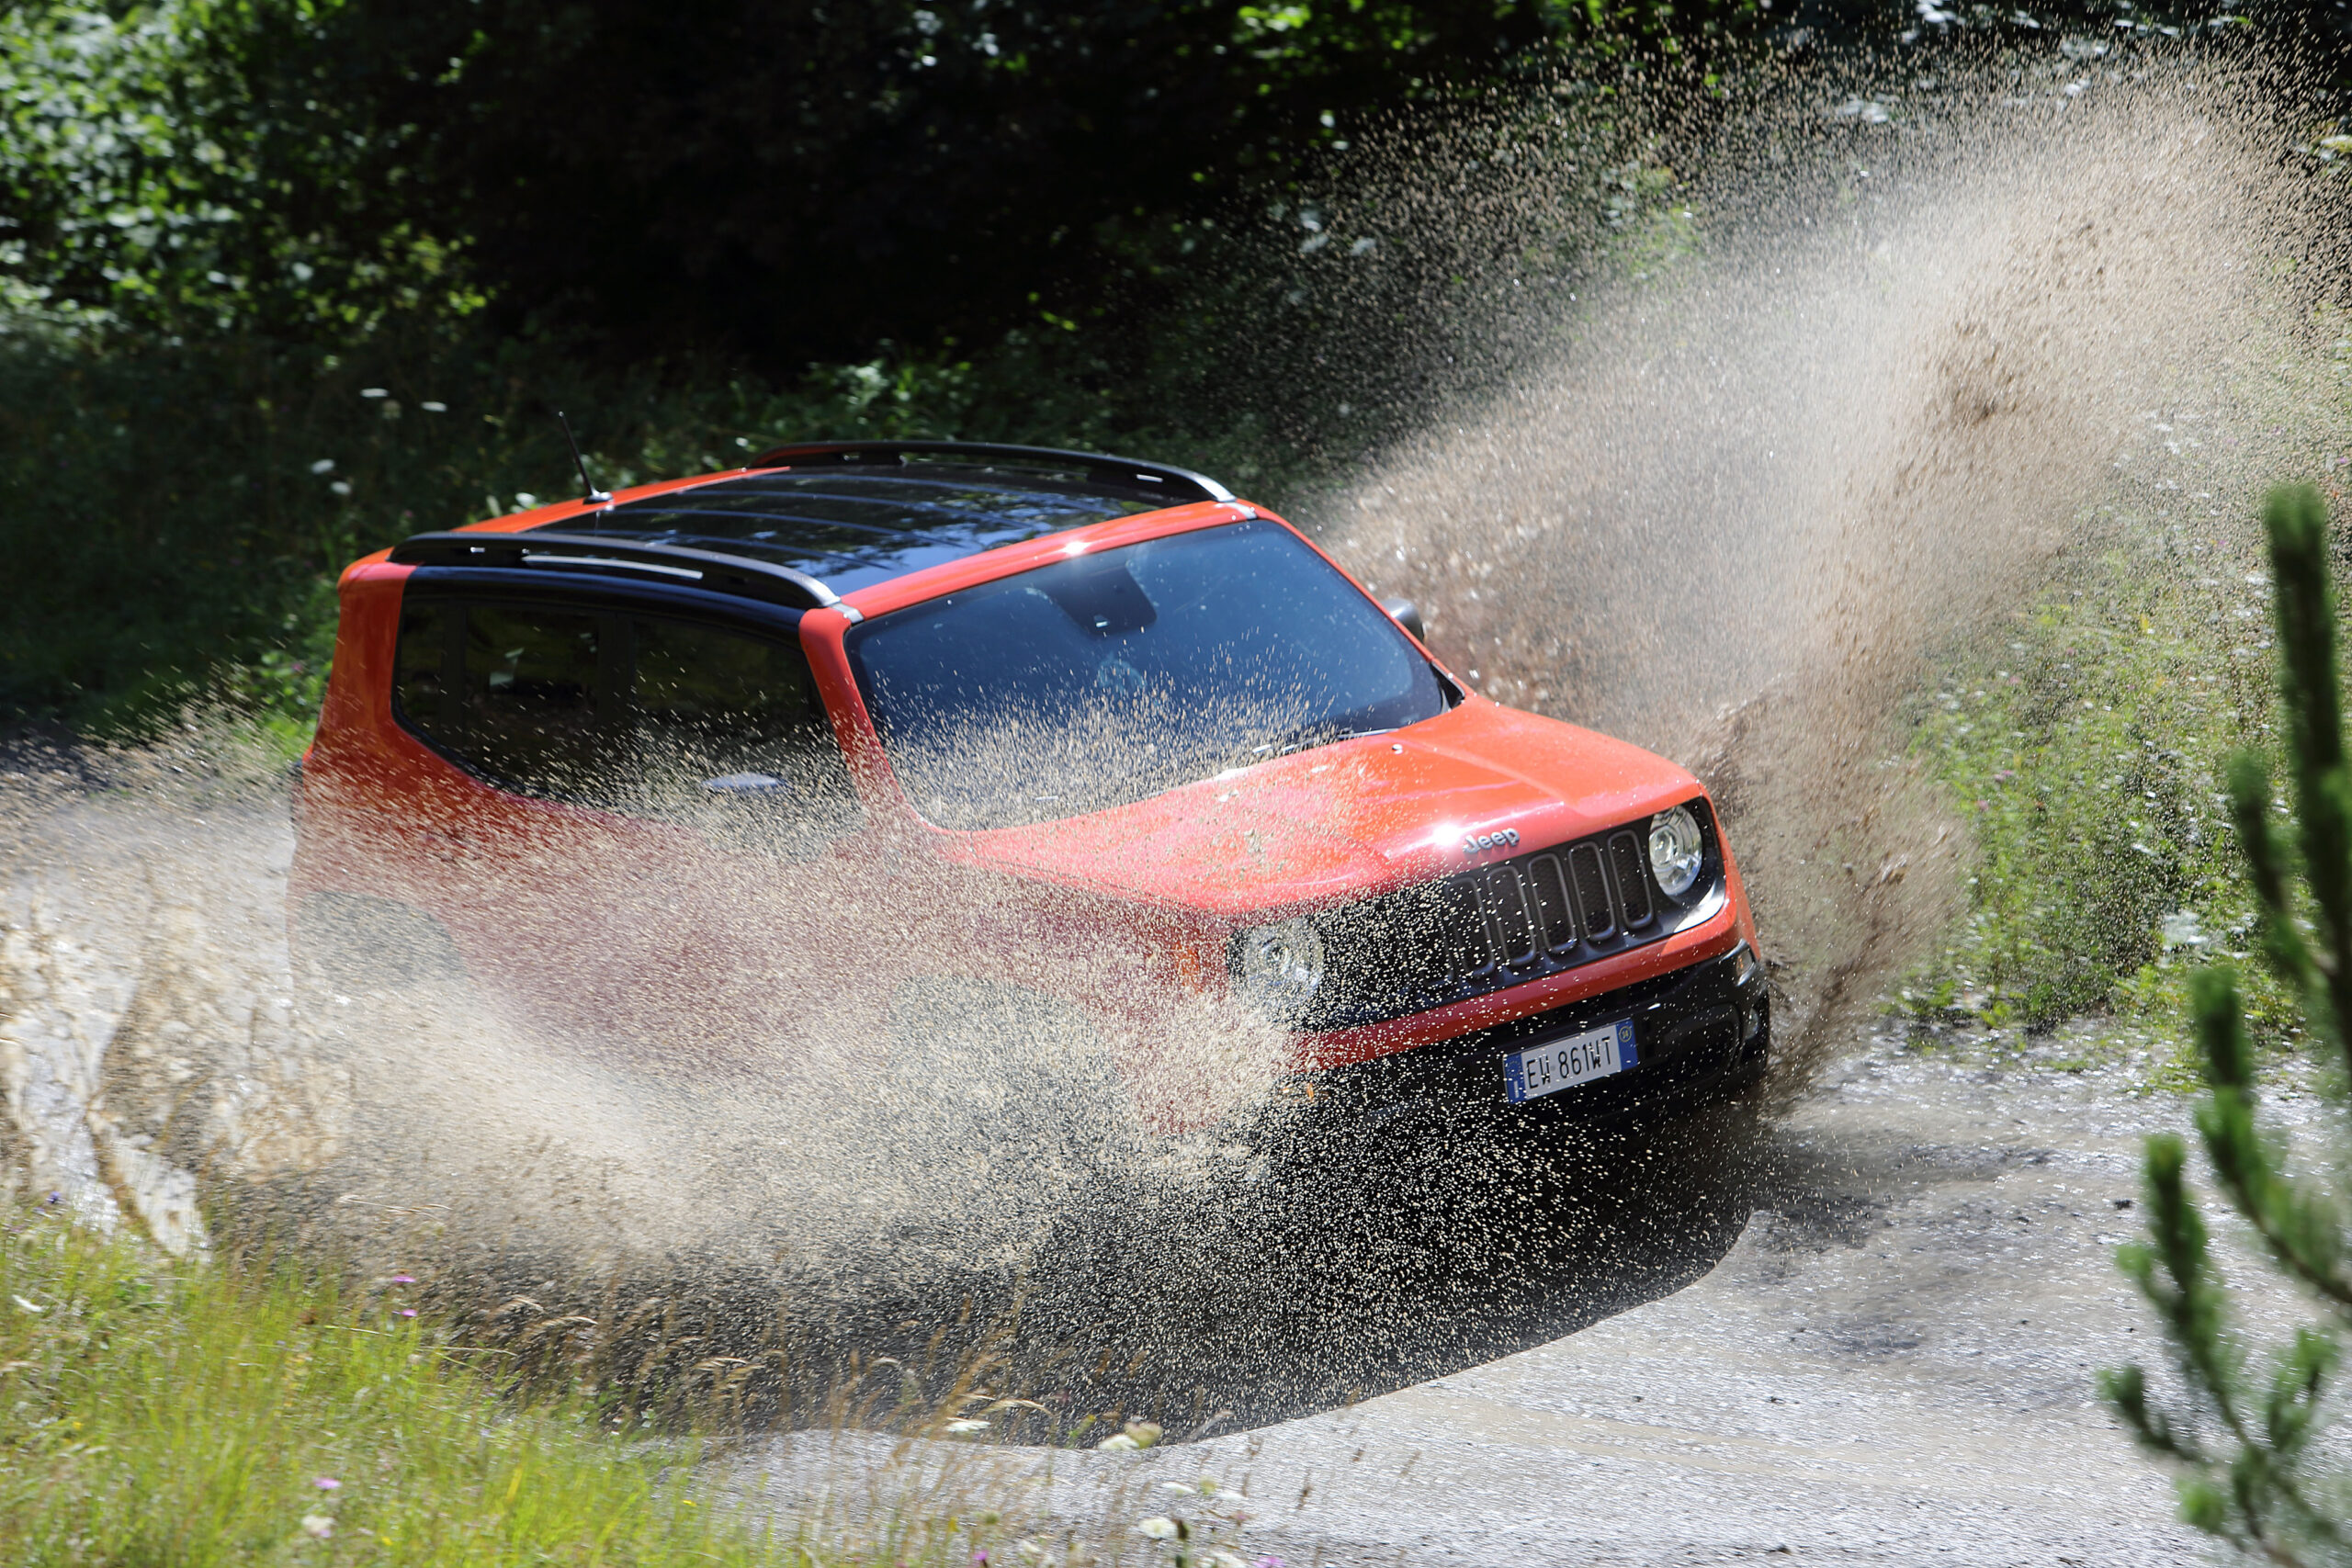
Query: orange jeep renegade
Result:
<box><xmin>291</xmin><ymin>442</ymin><xmax>1769</xmax><ymax>1130</ymax></box>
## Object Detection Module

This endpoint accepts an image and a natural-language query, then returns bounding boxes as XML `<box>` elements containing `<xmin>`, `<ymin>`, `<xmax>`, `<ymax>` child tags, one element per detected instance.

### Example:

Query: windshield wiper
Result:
<box><xmin>1250</xmin><ymin>722</ymin><xmax>1397</xmax><ymax>761</ymax></box>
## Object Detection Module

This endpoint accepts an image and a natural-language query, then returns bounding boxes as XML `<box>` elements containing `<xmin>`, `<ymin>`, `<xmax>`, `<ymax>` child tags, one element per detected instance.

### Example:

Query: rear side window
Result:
<box><xmin>391</xmin><ymin>595</ymin><xmax>853</xmax><ymax>838</ymax></box>
<box><xmin>460</xmin><ymin>604</ymin><xmax>605</xmax><ymax>799</ymax></box>
<box><xmin>394</xmin><ymin>602</ymin><xmax>455</xmax><ymax>728</ymax></box>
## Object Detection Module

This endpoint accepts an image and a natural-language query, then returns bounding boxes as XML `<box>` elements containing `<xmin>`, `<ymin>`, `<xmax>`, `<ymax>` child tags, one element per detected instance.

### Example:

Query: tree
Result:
<box><xmin>1</xmin><ymin>0</ymin><xmax>1597</xmax><ymax>362</ymax></box>
<box><xmin>2107</xmin><ymin>483</ymin><xmax>2352</xmax><ymax>1564</ymax></box>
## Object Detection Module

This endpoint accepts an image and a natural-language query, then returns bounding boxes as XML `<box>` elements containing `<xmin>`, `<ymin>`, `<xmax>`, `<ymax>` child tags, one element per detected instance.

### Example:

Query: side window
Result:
<box><xmin>632</xmin><ymin>617</ymin><xmax>813</xmax><ymax>765</ymax></box>
<box><xmin>626</xmin><ymin>616</ymin><xmax>857</xmax><ymax>849</ymax></box>
<box><xmin>390</xmin><ymin>595</ymin><xmax>855</xmax><ymax>845</ymax></box>
<box><xmin>394</xmin><ymin>602</ymin><xmax>453</xmax><ymax>728</ymax></box>
<box><xmin>457</xmin><ymin>604</ymin><xmax>606</xmax><ymax>799</ymax></box>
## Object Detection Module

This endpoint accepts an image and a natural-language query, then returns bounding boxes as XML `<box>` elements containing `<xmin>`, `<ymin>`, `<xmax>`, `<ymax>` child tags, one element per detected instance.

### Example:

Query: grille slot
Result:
<box><xmin>1481</xmin><ymin>865</ymin><xmax>1541</xmax><ymax>968</ymax></box>
<box><xmin>1608</xmin><ymin>831</ymin><xmax>1655</xmax><ymax>929</ymax></box>
<box><xmin>1529</xmin><ymin>853</ymin><xmax>1577</xmax><ymax>953</ymax></box>
<box><xmin>1298</xmin><ymin>800</ymin><xmax>1724</xmax><ymax>1031</ymax></box>
<box><xmin>1568</xmin><ymin>842</ymin><xmax>1615</xmax><ymax>940</ymax></box>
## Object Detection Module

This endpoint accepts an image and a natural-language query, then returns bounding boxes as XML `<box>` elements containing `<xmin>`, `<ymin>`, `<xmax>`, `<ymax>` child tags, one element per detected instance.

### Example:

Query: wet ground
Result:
<box><xmin>742</xmin><ymin>1037</ymin><xmax>2296</xmax><ymax>1565</ymax></box>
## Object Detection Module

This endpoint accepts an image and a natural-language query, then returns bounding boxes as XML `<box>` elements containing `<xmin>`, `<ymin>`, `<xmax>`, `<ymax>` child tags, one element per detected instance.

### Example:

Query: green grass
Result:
<box><xmin>1898</xmin><ymin>523</ymin><xmax>2304</xmax><ymax>1056</ymax></box>
<box><xmin>0</xmin><ymin>1201</ymin><xmax>1258</xmax><ymax>1567</ymax></box>
<box><xmin>0</xmin><ymin>1201</ymin><xmax>798</xmax><ymax>1564</ymax></box>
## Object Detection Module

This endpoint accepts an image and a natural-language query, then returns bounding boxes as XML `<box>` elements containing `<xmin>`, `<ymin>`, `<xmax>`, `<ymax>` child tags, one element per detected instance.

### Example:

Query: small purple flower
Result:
<box><xmin>45</xmin><ymin>1191</ymin><xmax>60</xmax><ymax>1205</ymax></box>
<box><xmin>313</xmin><ymin>1477</ymin><xmax>340</xmax><ymax>1492</ymax></box>
<box><xmin>1257</xmin><ymin>1558</ymin><xmax>1285</xmax><ymax>1568</ymax></box>
<box><xmin>390</xmin><ymin>1274</ymin><xmax>414</xmax><ymax>1285</ymax></box>
<box><xmin>973</xmin><ymin>1553</ymin><xmax>989</xmax><ymax>1567</ymax></box>
<box><xmin>397</xmin><ymin>1308</ymin><xmax>417</xmax><ymax>1318</ymax></box>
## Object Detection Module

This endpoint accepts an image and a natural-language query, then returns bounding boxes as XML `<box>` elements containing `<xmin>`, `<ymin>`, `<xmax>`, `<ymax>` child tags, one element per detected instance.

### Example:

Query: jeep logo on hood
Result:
<box><xmin>1462</xmin><ymin>828</ymin><xmax>1521</xmax><ymax>856</ymax></box>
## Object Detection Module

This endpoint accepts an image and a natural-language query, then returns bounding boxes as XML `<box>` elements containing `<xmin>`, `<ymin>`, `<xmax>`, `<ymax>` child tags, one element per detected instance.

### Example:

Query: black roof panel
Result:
<box><xmin>538</xmin><ymin>444</ymin><xmax>1227</xmax><ymax>596</ymax></box>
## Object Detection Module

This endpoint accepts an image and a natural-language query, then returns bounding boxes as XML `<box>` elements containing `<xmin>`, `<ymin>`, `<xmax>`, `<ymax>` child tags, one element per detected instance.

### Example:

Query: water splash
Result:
<box><xmin>1</xmin><ymin>44</ymin><xmax>2341</xmax><ymax>1434</ymax></box>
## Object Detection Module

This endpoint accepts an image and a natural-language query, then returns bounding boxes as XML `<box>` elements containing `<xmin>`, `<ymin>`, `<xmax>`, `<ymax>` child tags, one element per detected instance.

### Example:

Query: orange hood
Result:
<box><xmin>940</xmin><ymin>696</ymin><xmax>1704</xmax><ymax>921</ymax></box>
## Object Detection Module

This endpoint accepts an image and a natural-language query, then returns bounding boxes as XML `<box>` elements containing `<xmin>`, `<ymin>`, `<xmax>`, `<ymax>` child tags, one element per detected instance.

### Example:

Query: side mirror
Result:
<box><xmin>1382</xmin><ymin>598</ymin><xmax>1426</xmax><ymax>643</ymax></box>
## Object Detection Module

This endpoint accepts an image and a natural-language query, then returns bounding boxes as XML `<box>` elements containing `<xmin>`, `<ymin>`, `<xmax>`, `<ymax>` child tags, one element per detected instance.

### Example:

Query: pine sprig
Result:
<box><xmin>2107</xmin><ymin>485</ymin><xmax>2352</xmax><ymax>1568</ymax></box>
<box><xmin>2268</xmin><ymin>486</ymin><xmax>2352</xmax><ymax>1073</ymax></box>
<box><xmin>2227</xmin><ymin>750</ymin><xmax>2321</xmax><ymax>1017</ymax></box>
<box><xmin>2192</xmin><ymin>972</ymin><xmax>2352</xmax><ymax>1311</ymax></box>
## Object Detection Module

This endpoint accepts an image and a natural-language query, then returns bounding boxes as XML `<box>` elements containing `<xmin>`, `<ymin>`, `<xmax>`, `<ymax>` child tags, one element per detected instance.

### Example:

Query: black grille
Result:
<box><xmin>1288</xmin><ymin>801</ymin><xmax>1724</xmax><ymax>1031</ymax></box>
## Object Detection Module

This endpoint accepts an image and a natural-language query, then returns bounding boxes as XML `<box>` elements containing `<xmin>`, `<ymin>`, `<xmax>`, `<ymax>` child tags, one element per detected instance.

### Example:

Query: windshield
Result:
<box><xmin>844</xmin><ymin>520</ymin><xmax>1452</xmax><ymax>829</ymax></box>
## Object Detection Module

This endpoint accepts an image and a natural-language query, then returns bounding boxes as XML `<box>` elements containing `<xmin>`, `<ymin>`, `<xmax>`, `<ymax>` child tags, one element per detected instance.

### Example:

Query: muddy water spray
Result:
<box><xmin>1314</xmin><ymin>67</ymin><xmax>2333</xmax><ymax>1065</ymax></box>
<box><xmin>2</xmin><ymin>49</ymin><xmax>2343</xmax><ymax>1433</ymax></box>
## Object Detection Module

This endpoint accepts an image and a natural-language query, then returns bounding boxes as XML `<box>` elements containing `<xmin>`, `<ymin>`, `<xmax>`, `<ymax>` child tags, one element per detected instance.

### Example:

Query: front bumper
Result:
<box><xmin>1300</xmin><ymin>941</ymin><xmax>1770</xmax><ymax>1127</ymax></box>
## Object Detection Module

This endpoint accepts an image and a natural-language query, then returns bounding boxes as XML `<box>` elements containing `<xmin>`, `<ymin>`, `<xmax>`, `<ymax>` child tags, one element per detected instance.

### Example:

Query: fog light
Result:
<box><xmin>1649</xmin><ymin>805</ymin><xmax>1704</xmax><ymax>897</ymax></box>
<box><xmin>1235</xmin><ymin>919</ymin><xmax>1325</xmax><ymax>1021</ymax></box>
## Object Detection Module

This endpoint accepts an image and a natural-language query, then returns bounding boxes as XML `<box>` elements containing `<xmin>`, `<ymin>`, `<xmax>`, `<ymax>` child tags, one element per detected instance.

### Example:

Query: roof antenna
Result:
<box><xmin>554</xmin><ymin>409</ymin><xmax>612</xmax><ymax>504</ymax></box>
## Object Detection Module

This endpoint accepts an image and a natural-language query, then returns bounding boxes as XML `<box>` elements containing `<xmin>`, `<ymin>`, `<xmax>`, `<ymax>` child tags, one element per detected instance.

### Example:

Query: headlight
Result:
<box><xmin>1648</xmin><ymin>805</ymin><xmax>1705</xmax><ymax>898</ymax></box>
<box><xmin>1234</xmin><ymin>919</ymin><xmax>1325</xmax><ymax>1021</ymax></box>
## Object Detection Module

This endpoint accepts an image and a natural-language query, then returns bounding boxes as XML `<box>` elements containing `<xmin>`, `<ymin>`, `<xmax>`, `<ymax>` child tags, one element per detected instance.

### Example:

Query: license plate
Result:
<box><xmin>1503</xmin><ymin>1019</ymin><xmax>1637</xmax><ymax>1104</ymax></box>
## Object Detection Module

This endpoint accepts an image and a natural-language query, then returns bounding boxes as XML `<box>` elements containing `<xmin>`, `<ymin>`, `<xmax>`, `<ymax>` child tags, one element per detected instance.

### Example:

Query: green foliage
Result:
<box><xmin>2107</xmin><ymin>483</ymin><xmax>2352</xmax><ymax>1565</ymax></box>
<box><xmin>0</xmin><ymin>3</ymin><xmax>480</xmax><ymax>345</ymax></box>
<box><xmin>0</xmin><ymin>0</ymin><xmax>1642</xmax><ymax>367</ymax></box>
<box><xmin>1904</xmin><ymin>538</ymin><xmax>2292</xmax><ymax>1035</ymax></box>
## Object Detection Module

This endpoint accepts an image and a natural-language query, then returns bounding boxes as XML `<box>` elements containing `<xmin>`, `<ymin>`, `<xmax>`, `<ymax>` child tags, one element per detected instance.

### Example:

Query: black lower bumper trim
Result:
<box><xmin>1304</xmin><ymin>942</ymin><xmax>1770</xmax><ymax>1127</ymax></box>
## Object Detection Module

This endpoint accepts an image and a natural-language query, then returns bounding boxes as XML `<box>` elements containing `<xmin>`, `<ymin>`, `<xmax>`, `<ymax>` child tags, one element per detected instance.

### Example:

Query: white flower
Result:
<box><xmin>1096</xmin><ymin>1433</ymin><xmax>1140</xmax><ymax>1451</ymax></box>
<box><xmin>360</xmin><ymin>388</ymin><xmax>388</xmax><ymax>399</ymax></box>
<box><xmin>329</xmin><ymin>480</ymin><xmax>352</xmax><ymax>498</ymax></box>
<box><xmin>1016</xmin><ymin>1541</ymin><xmax>1047</xmax><ymax>1560</ymax></box>
<box><xmin>1136</xmin><ymin>1517</ymin><xmax>1179</xmax><ymax>1540</ymax></box>
<box><xmin>1160</xmin><ymin>1477</ymin><xmax>1221</xmax><ymax>1496</ymax></box>
<box><xmin>300</xmin><ymin>1514</ymin><xmax>334</xmax><ymax>1540</ymax></box>
<box><xmin>944</xmin><ymin>1418</ymin><xmax>989</xmax><ymax>1435</ymax></box>
<box><xmin>513</xmin><ymin>493</ymin><xmax>538</xmax><ymax>509</ymax></box>
<box><xmin>419</xmin><ymin>401</ymin><xmax>447</xmax><ymax>413</ymax></box>
<box><xmin>11</xmin><ymin>1295</ymin><xmax>43</xmax><ymax>1314</ymax></box>
<box><xmin>309</xmin><ymin>458</ymin><xmax>334</xmax><ymax>475</ymax></box>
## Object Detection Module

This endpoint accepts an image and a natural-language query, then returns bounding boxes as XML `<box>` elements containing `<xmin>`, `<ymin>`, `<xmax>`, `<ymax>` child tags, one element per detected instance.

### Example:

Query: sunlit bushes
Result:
<box><xmin>1902</xmin><ymin>531</ymin><xmax>2300</xmax><ymax>1040</ymax></box>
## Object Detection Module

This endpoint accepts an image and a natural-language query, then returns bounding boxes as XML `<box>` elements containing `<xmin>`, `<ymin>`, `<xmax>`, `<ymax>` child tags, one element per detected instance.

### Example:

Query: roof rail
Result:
<box><xmin>743</xmin><ymin>440</ymin><xmax>1235</xmax><ymax>505</ymax></box>
<box><xmin>388</xmin><ymin>531</ymin><xmax>858</xmax><ymax>620</ymax></box>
